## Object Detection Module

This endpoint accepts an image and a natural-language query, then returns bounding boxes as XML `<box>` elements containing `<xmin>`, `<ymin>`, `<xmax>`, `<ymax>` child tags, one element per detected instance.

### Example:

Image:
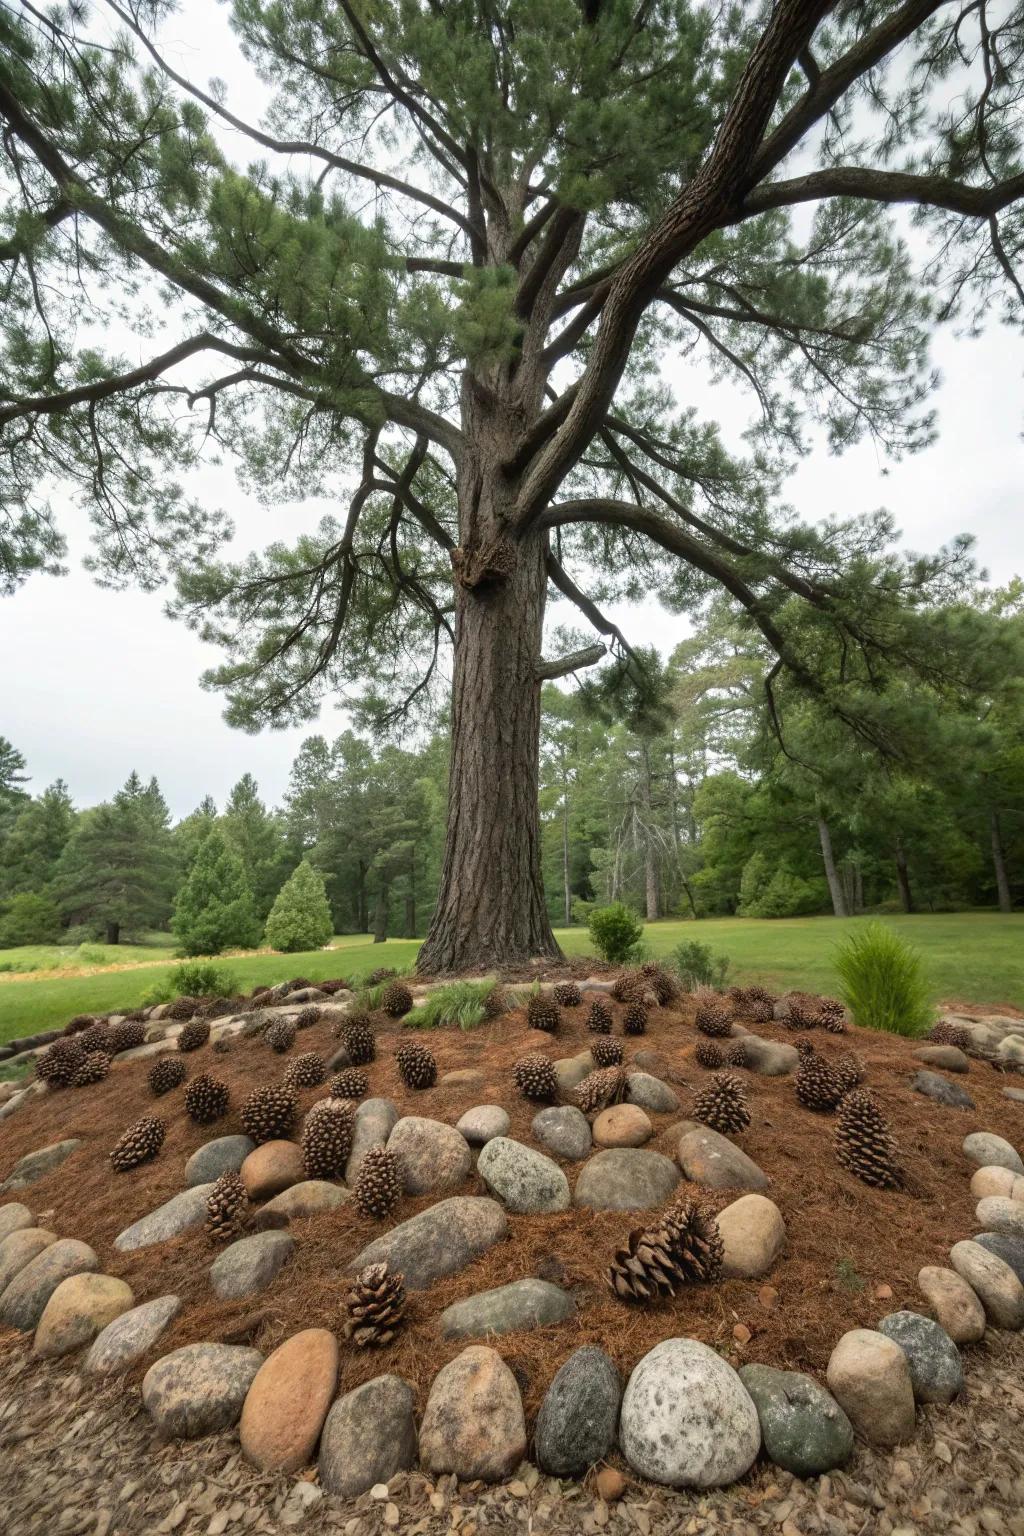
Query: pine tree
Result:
<box><xmin>173</xmin><ymin>827</ymin><xmax>262</xmax><ymax>956</ymax></box>
<box><xmin>172</xmin><ymin>795</ymin><xmax>219</xmax><ymax>879</ymax></box>
<box><xmin>0</xmin><ymin>780</ymin><xmax>76</xmax><ymax>898</ymax></box>
<box><xmin>264</xmin><ymin>860</ymin><xmax>334</xmax><ymax>953</ymax></box>
<box><xmin>54</xmin><ymin>774</ymin><xmax>175</xmax><ymax>943</ymax></box>
<box><xmin>222</xmin><ymin>774</ymin><xmax>289</xmax><ymax>918</ymax></box>
<box><xmin>0</xmin><ymin>736</ymin><xmax>29</xmax><ymax>841</ymax></box>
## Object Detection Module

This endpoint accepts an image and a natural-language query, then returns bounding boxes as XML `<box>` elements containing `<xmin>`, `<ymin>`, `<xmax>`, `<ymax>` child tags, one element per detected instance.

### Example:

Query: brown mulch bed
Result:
<box><xmin>1</xmin><ymin>990</ymin><xmax>1022</xmax><ymax>1430</ymax></box>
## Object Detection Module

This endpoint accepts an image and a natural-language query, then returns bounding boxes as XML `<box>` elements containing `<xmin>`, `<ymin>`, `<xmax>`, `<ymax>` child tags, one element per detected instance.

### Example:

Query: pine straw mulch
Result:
<box><xmin>1</xmin><ymin>989</ymin><xmax>1022</xmax><ymax>1432</ymax></box>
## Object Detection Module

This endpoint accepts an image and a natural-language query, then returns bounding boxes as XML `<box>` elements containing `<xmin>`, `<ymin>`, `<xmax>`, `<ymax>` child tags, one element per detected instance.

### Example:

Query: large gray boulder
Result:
<box><xmin>83</xmin><ymin>1295</ymin><xmax>183</xmax><ymax>1376</ymax></box>
<box><xmin>0</xmin><ymin>1238</ymin><xmax>99</xmax><ymax>1331</ymax></box>
<box><xmin>142</xmin><ymin>1344</ymin><xmax>263</xmax><ymax>1439</ymax></box>
<box><xmin>1</xmin><ymin>1139</ymin><xmax>82</xmax><ymax>1193</ymax></box>
<box><xmin>387</xmin><ymin>1116</ymin><xmax>473</xmax><ymax>1194</ymax></box>
<box><xmin>619</xmin><ymin>1339</ymin><xmax>760</xmax><ymax>1487</ymax></box>
<box><xmin>438</xmin><ymin>1278</ymin><xmax>574</xmax><ymax>1339</ymax></box>
<box><xmin>877</xmin><ymin>1311</ymin><xmax>964</xmax><ymax>1404</ymax></box>
<box><xmin>209</xmin><ymin>1230</ymin><xmax>295</xmax><ymax>1301</ymax></box>
<box><xmin>532</xmin><ymin>1106</ymin><xmax>592</xmax><ymax>1162</ymax></box>
<box><xmin>677</xmin><ymin>1127</ymin><xmax>768</xmax><ymax>1191</ymax></box>
<box><xmin>319</xmin><ymin>1375</ymin><xmax>418</xmax><ymax>1497</ymax></box>
<box><xmin>184</xmin><ymin>1135</ymin><xmax>255</xmax><ymax>1187</ymax></box>
<box><xmin>477</xmin><ymin>1138</ymin><xmax>571</xmax><ymax>1213</ymax></box>
<box><xmin>962</xmin><ymin>1132</ymin><xmax>1023</xmax><ymax>1174</ymax></box>
<box><xmin>534</xmin><ymin>1346</ymin><xmax>620</xmax><ymax>1477</ymax></box>
<box><xmin>114</xmin><ymin>1184</ymin><xmax>216</xmax><ymax>1252</ymax></box>
<box><xmin>739</xmin><ymin>1365</ymin><xmax>853</xmax><ymax>1476</ymax></box>
<box><xmin>574</xmin><ymin>1148</ymin><xmax>679</xmax><ymax>1211</ymax></box>
<box><xmin>349</xmin><ymin>1197</ymin><xmax>507</xmax><ymax>1290</ymax></box>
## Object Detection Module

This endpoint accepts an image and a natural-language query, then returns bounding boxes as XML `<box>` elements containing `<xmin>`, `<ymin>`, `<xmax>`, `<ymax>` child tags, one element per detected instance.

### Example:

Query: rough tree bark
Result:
<box><xmin>562</xmin><ymin>785</ymin><xmax>572</xmax><ymax>927</ymax></box>
<box><xmin>105</xmin><ymin>922</ymin><xmax>120</xmax><ymax>945</ymax></box>
<box><xmin>642</xmin><ymin>742</ymin><xmax>660</xmax><ymax>921</ymax></box>
<box><xmin>373</xmin><ymin>885</ymin><xmax>389</xmax><ymax>944</ymax></box>
<box><xmin>817</xmin><ymin>815</ymin><xmax>848</xmax><ymax>917</ymax></box>
<box><xmin>990</xmin><ymin>807</ymin><xmax>1013</xmax><ymax>914</ymax></box>
<box><xmin>894</xmin><ymin>838</ymin><xmax>915</xmax><ymax>914</ymax></box>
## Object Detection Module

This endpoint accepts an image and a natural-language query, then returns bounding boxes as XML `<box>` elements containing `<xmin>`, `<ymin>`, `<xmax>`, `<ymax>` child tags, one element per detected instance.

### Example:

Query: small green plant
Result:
<box><xmin>170</xmin><ymin>960</ymin><xmax>239</xmax><ymax>998</ymax></box>
<box><xmin>352</xmin><ymin>965</ymin><xmax>415</xmax><ymax>1012</ymax></box>
<box><xmin>75</xmin><ymin>944</ymin><xmax>108</xmax><ymax>966</ymax></box>
<box><xmin>405</xmin><ymin>979</ymin><xmax>500</xmax><ymax>1031</ymax></box>
<box><xmin>833</xmin><ymin>921</ymin><xmax>933</xmax><ymax>1037</ymax></box>
<box><xmin>671</xmin><ymin>939</ymin><xmax>730</xmax><ymax>991</ymax></box>
<box><xmin>587</xmin><ymin>902</ymin><xmax>644</xmax><ymax>964</ymax></box>
<box><xmin>834</xmin><ymin>1258</ymin><xmax>865</xmax><ymax>1293</ymax></box>
<box><xmin>139</xmin><ymin>980</ymin><xmax>174</xmax><ymax>1007</ymax></box>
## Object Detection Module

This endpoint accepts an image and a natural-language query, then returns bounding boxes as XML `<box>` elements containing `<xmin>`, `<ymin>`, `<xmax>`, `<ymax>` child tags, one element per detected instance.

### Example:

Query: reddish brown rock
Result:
<box><xmin>239</xmin><ymin>1327</ymin><xmax>339</xmax><ymax>1472</ymax></box>
<box><xmin>592</xmin><ymin>1104</ymin><xmax>653</xmax><ymax>1149</ymax></box>
<box><xmin>240</xmin><ymin>1141</ymin><xmax>304</xmax><ymax>1200</ymax></box>
<box><xmin>418</xmin><ymin>1345</ymin><xmax>526</xmax><ymax>1482</ymax></box>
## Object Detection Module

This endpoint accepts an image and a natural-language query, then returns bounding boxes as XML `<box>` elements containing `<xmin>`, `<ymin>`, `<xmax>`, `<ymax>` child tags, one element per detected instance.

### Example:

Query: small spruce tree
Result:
<box><xmin>172</xmin><ymin>828</ymin><xmax>262</xmax><ymax>956</ymax></box>
<box><xmin>264</xmin><ymin>860</ymin><xmax>334</xmax><ymax>954</ymax></box>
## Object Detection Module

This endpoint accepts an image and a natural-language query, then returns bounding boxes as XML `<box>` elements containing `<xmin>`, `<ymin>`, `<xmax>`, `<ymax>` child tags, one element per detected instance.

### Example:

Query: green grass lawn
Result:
<box><xmin>0</xmin><ymin>913</ymin><xmax>1020</xmax><ymax>1046</ymax></box>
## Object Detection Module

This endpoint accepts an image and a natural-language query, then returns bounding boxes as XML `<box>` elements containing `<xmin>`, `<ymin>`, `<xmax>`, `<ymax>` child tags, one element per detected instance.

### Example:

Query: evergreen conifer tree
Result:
<box><xmin>55</xmin><ymin>773</ymin><xmax>175</xmax><ymax>942</ymax></box>
<box><xmin>172</xmin><ymin>827</ymin><xmax>262</xmax><ymax>955</ymax></box>
<box><xmin>222</xmin><ymin>774</ymin><xmax>289</xmax><ymax>918</ymax></box>
<box><xmin>264</xmin><ymin>859</ymin><xmax>334</xmax><ymax>953</ymax></box>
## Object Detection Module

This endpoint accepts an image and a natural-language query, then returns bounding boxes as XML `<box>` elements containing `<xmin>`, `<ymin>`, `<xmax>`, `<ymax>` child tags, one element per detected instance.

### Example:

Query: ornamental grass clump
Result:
<box><xmin>833</xmin><ymin>922</ymin><xmax>933</xmax><ymax>1038</ymax></box>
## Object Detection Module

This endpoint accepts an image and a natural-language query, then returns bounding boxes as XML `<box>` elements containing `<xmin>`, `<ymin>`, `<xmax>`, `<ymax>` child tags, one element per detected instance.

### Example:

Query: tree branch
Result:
<box><xmin>741</xmin><ymin>165</ymin><xmax>1024</xmax><ymax>219</ymax></box>
<box><xmin>535</xmin><ymin>642</ymin><xmax>607</xmax><ymax>680</ymax></box>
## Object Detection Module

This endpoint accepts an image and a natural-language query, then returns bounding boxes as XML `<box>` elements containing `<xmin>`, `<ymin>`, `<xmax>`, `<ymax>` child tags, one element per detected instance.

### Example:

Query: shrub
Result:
<box><xmin>173</xmin><ymin>829</ymin><xmax>262</xmax><ymax>956</ymax></box>
<box><xmin>264</xmin><ymin>860</ymin><xmax>334</xmax><ymax>953</ymax></box>
<box><xmin>833</xmin><ymin>921</ymin><xmax>933</xmax><ymax>1037</ymax></box>
<box><xmin>737</xmin><ymin>851</ymin><xmax>771</xmax><ymax>916</ymax></box>
<box><xmin>587</xmin><ymin>902</ymin><xmax>644</xmax><ymax>964</ymax></box>
<box><xmin>404</xmin><ymin>979</ymin><xmax>498</xmax><ymax>1031</ymax></box>
<box><xmin>0</xmin><ymin>892</ymin><xmax>62</xmax><ymax>946</ymax></box>
<box><xmin>170</xmin><ymin>960</ymin><xmax>238</xmax><ymax>998</ymax></box>
<box><xmin>751</xmin><ymin>869</ymin><xmax>823</xmax><ymax>918</ymax></box>
<box><xmin>570</xmin><ymin>896</ymin><xmax>596</xmax><ymax>926</ymax></box>
<box><xmin>671</xmin><ymin>939</ymin><xmax>730</xmax><ymax>991</ymax></box>
<box><xmin>139</xmin><ymin>980</ymin><xmax>173</xmax><ymax>1007</ymax></box>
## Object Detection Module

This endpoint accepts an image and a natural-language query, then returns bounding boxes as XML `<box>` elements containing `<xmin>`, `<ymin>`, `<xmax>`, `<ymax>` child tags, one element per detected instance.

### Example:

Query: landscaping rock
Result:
<box><xmin>83</xmin><ymin>1295</ymin><xmax>182</xmax><ymax>1376</ymax></box>
<box><xmin>738</xmin><ymin>1364</ymin><xmax>853</xmax><ymax>1476</ymax></box>
<box><xmin>456</xmin><ymin>1105</ymin><xmax>510</xmax><ymax>1146</ymax></box>
<box><xmin>738</xmin><ymin>1037</ymin><xmax>799</xmax><ymax>1076</ymax></box>
<box><xmin>419</xmin><ymin>1345</ymin><xmax>527</xmax><ymax>1482</ymax></box>
<box><xmin>1004</xmin><ymin>1086</ymin><xmax>1024</xmax><ymax>1103</ymax></box>
<box><xmin>256</xmin><ymin>1181</ymin><xmax>349</xmax><ymax>1224</ymax></box>
<box><xmin>625</xmin><ymin>1073</ymin><xmax>680</xmax><ymax>1113</ymax></box>
<box><xmin>350</xmin><ymin>1197</ymin><xmax>507</xmax><ymax>1290</ymax></box>
<box><xmin>534</xmin><ymin>1346</ymin><xmax>620</xmax><ymax>1477</ymax></box>
<box><xmin>0</xmin><ymin>1202</ymin><xmax>32</xmax><ymax>1243</ymax></box>
<box><xmin>677</xmin><ymin>1127</ymin><xmax>768</xmax><ymax>1191</ymax></box>
<box><xmin>554</xmin><ymin>1052</ymin><xmax>595</xmax><ymax>1096</ymax></box>
<box><xmin>996</xmin><ymin>1034</ymin><xmax>1024</xmax><ymax>1070</ymax></box>
<box><xmin>439</xmin><ymin>1068</ymin><xmax>485</xmax><ymax>1088</ymax></box>
<box><xmin>319</xmin><ymin>1375</ymin><xmax>417</xmax><ymax>1497</ymax></box>
<box><xmin>33</xmin><ymin>1273</ymin><xmax>134</xmax><ymax>1359</ymax></box>
<box><xmin>911</xmin><ymin>1071</ymin><xmax>975</xmax><ymax>1110</ymax></box>
<box><xmin>184</xmin><ymin>1135</ymin><xmax>255</xmax><ymax>1188</ymax></box>
<box><xmin>575</xmin><ymin>1148</ymin><xmax>680</xmax><ymax>1210</ymax></box>
<box><xmin>973</xmin><ymin>1231</ymin><xmax>1024</xmax><ymax>1285</ymax></box>
<box><xmin>114</xmin><ymin>1183</ymin><xmax>217</xmax><ymax>1253</ymax></box>
<box><xmin>593</xmin><ymin>1103</ymin><xmax>652</xmax><ymax>1148</ymax></box>
<box><xmin>825</xmin><ymin>1329</ymin><xmax>916</xmax><ymax>1448</ymax></box>
<box><xmin>912</xmin><ymin>1044</ymin><xmax>970</xmax><ymax>1072</ymax></box>
<box><xmin>963</xmin><ymin>1132</ymin><xmax>1023</xmax><ymax>1174</ymax></box>
<box><xmin>346</xmin><ymin>1098</ymin><xmax>400</xmax><ymax>1179</ymax></box>
<box><xmin>387</xmin><ymin>1116</ymin><xmax>473</xmax><ymax>1194</ymax></box>
<box><xmin>717</xmin><ymin>1193</ymin><xmax>786</xmax><ymax>1278</ymax></box>
<box><xmin>0</xmin><ymin>1139</ymin><xmax>82</xmax><ymax>1193</ymax></box>
<box><xmin>917</xmin><ymin>1265</ymin><xmax>987</xmax><ymax>1344</ymax></box>
<box><xmin>0</xmin><ymin>1227</ymin><xmax>56</xmax><ymax>1295</ymax></box>
<box><xmin>438</xmin><ymin>1278</ymin><xmax>574</xmax><ymax>1338</ymax></box>
<box><xmin>619</xmin><ymin>1338</ymin><xmax>760</xmax><ymax>1487</ymax></box>
<box><xmin>210</xmin><ymin>1230</ymin><xmax>295</xmax><ymax>1301</ymax></box>
<box><xmin>240</xmin><ymin>1140</ymin><xmax>304</xmax><ymax>1200</ymax></box>
<box><xmin>877</xmin><ymin>1310</ymin><xmax>964</xmax><ymax>1404</ymax></box>
<box><xmin>532</xmin><ymin>1105</ymin><xmax>591</xmax><ymax>1161</ymax></box>
<box><xmin>950</xmin><ymin>1239</ymin><xmax>1024</xmax><ymax>1328</ymax></box>
<box><xmin>0</xmin><ymin>1239</ymin><xmax>99</xmax><ymax>1331</ymax></box>
<box><xmin>477</xmin><ymin>1137</ymin><xmax>570</xmax><ymax>1213</ymax></box>
<box><xmin>142</xmin><ymin>1343</ymin><xmax>263</xmax><ymax>1439</ymax></box>
<box><xmin>971</xmin><ymin>1165</ymin><xmax>1021</xmax><ymax>1199</ymax></box>
<box><xmin>239</xmin><ymin>1327</ymin><xmax>338</xmax><ymax>1472</ymax></box>
<box><xmin>977</xmin><ymin>1195</ymin><xmax>1024</xmax><ymax>1239</ymax></box>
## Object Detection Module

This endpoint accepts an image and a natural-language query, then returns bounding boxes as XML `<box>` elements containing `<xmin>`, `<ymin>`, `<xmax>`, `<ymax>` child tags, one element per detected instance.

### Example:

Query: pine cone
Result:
<box><xmin>166</xmin><ymin>997</ymin><xmax>198</xmax><ymax>1022</ymax></box>
<box><xmin>396</xmin><ymin>1041</ymin><xmax>436</xmax><ymax>1089</ymax></box>
<box><xmin>482</xmin><ymin>985</ymin><xmax>508</xmax><ymax>1019</ymax></box>
<box><xmin>622</xmin><ymin>1002</ymin><xmax>647</xmax><ymax>1036</ymax></box>
<box><xmin>527</xmin><ymin>994</ymin><xmax>561</xmax><ymax>1033</ymax></box>
<box><xmin>341</xmin><ymin>1018</ymin><xmax>376</xmax><ymax>1065</ymax></box>
<box><xmin>108</xmin><ymin>1020</ymin><xmax>146</xmax><ymax>1054</ymax></box>
<box><xmin>586</xmin><ymin>999</ymin><xmax>614</xmax><ymax>1034</ymax></box>
<box><xmin>833</xmin><ymin>1051</ymin><xmax>866</xmax><ymax>1096</ymax></box>
<box><xmin>795</xmin><ymin>1052</ymin><xmax>845</xmax><ymax>1112</ymax></box>
<box><xmin>184</xmin><ymin>1072</ymin><xmax>230</xmax><ymax>1124</ymax></box>
<box><xmin>576</xmin><ymin>1066</ymin><xmax>627</xmax><ymax>1114</ymax></box>
<box><xmin>284</xmin><ymin>1051</ymin><xmax>327</xmax><ymax>1090</ymax></box>
<box><xmin>930</xmin><ymin>1021</ymin><xmax>972</xmax><ymax>1051</ymax></box>
<box><xmin>148</xmin><ymin>1056</ymin><xmax>187</xmax><ymax>1096</ymax></box>
<box><xmin>177</xmin><ymin>1018</ymin><xmax>211</xmax><ymax>1053</ymax></box>
<box><xmin>694</xmin><ymin>1038</ymin><xmax>724</xmax><ymax>1070</ymax></box>
<box><xmin>381</xmin><ymin>982</ymin><xmax>413</xmax><ymax>1018</ymax></box>
<box><xmin>111</xmin><ymin>1116</ymin><xmax>166</xmax><ymax>1172</ymax></box>
<box><xmin>606</xmin><ymin>1199</ymin><xmax>724</xmax><ymax>1303</ymax></box>
<box><xmin>694</xmin><ymin>991</ymin><xmax>731</xmax><ymax>1037</ymax></box>
<box><xmin>693</xmin><ymin>1072</ymin><xmax>750</xmax><ymax>1134</ymax></box>
<box><xmin>513</xmin><ymin>1052</ymin><xmax>558</xmax><ymax>1102</ymax></box>
<box><xmin>819</xmin><ymin>998</ymin><xmax>847</xmax><ymax>1033</ymax></box>
<box><xmin>641</xmin><ymin>962</ymin><xmax>679</xmax><ymax>1006</ymax></box>
<box><xmin>36</xmin><ymin>1039</ymin><xmax>86</xmax><ymax>1088</ymax></box>
<box><xmin>611</xmin><ymin>971</ymin><xmax>646</xmax><ymax>1004</ymax></box>
<box><xmin>302</xmin><ymin>1099</ymin><xmax>355</xmax><ymax>1178</ymax></box>
<box><xmin>294</xmin><ymin>1005</ymin><xmax>322</xmax><ymax>1030</ymax></box>
<box><xmin>78</xmin><ymin>1023</ymin><xmax>114</xmax><ymax>1055</ymax></box>
<box><xmin>834</xmin><ymin>1089</ymin><xmax>901</xmax><ymax>1188</ymax></box>
<box><xmin>785</xmin><ymin>995</ymin><xmax>819</xmax><ymax>1031</ymax></box>
<box><xmin>285</xmin><ymin>976</ymin><xmax>313</xmax><ymax>994</ymax></box>
<box><xmin>205</xmin><ymin>1171</ymin><xmax>249</xmax><ymax>1243</ymax></box>
<box><xmin>354</xmin><ymin>1147</ymin><xmax>402</xmax><ymax>1218</ymax></box>
<box><xmin>590</xmin><ymin>1036</ymin><xmax>624</xmax><ymax>1068</ymax></box>
<box><xmin>553</xmin><ymin>981</ymin><xmax>582</xmax><ymax>1007</ymax></box>
<box><xmin>724</xmin><ymin>1038</ymin><xmax>749</xmax><ymax>1069</ymax></box>
<box><xmin>266</xmin><ymin>1018</ymin><xmax>297</xmax><ymax>1054</ymax></box>
<box><xmin>330</xmin><ymin>1068</ymin><xmax>369</xmax><ymax>1100</ymax></box>
<box><xmin>241</xmin><ymin>1085</ymin><xmax>298</xmax><ymax>1144</ymax></box>
<box><xmin>343</xmin><ymin>1262</ymin><xmax>406</xmax><ymax>1345</ymax></box>
<box><xmin>63</xmin><ymin>1014</ymin><xmax>96</xmax><ymax>1036</ymax></box>
<box><xmin>366</xmin><ymin>967</ymin><xmax>396</xmax><ymax>986</ymax></box>
<box><xmin>72</xmin><ymin>1051</ymin><xmax>111</xmax><ymax>1087</ymax></box>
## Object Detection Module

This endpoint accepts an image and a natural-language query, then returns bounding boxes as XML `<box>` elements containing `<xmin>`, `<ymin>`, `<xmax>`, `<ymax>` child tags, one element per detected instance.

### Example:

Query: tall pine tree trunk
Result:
<box><xmin>817</xmin><ymin>815</ymin><xmax>848</xmax><ymax>917</ymax></box>
<box><xmin>373</xmin><ymin>884</ymin><xmax>389</xmax><ymax>944</ymax></box>
<box><xmin>641</xmin><ymin>741</ymin><xmax>660</xmax><ymax>921</ymax></box>
<box><xmin>356</xmin><ymin>861</ymin><xmax>368</xmax><ymax>933</ymax></box>
<box><xmin>105</xmin><ymin>921</ymin><xmax>120</xmax><ymax>945</ymax></box>
<box><xmin>894</xmin><ymin>838</ymin><xmax>915</xmax><ymax>913</ymax></box>
<box><xmin>990</xmin><ymin>807</ymin><xmax>1013</xmax><ymax>914</ymax></box>
<box><xmin>562</xmin><ymin>782</ymin><xmax>572</xmax><ymax>926</ymax></box>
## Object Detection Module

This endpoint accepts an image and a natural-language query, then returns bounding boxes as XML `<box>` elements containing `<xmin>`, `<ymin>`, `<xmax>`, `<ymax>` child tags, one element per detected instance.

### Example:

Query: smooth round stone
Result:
<box><xmin>438</xmin><ymin>1278</ymin><xmax>574</xmax><ymax>1339</ymax></box>
<box><xmin>185</xmin><ymin>1135</ymin><xmax>255</xmax><ymax>1188</ymax></box>
<box><xmin>240</xmin><ymin>1328</ymin><xmax>339</xmax><ymax>1472</ymax></box>
<box><xmin>241</xmin><ymin>1141</ymin><xmax>304</xmax><ymax>1200</ymax></box>
<box><xmin>619</xmin><ymin>1339</ymin><xmax>760</xmax><ymax>1487</ymax></box>
<box><xmin>477</xmin><ymin>1137</ymin><xmax>570</xmax><ymax>1213</ymax></box>
<box><xmin>553</xmin><ymin>1052</ymin><xmax>594</xmax><ymax>1096</ymax></box>
<box><xmin>717</xmin><ymin>1194</ymin><xmax>786</xmax><ymax>1279</ymax></box>
<box><xmin>970</xmin><ymin>1165</ymin><xmax>1020</xmax><ymax>1200</ymax></box>
<box><xmin>625</xmin><ymin>1073</ymin><xmax>680</xmax><ymax>1113</ymax></box>
<box><xmin>911</xmin><ymin>1071</ymin><xmax>975</xmax><ymax>1110</ymax></box>
<box><xmin>0</xmin><ymin>1238</ymin><xmax>99</xmax><ymax>1331</ymax></box>
<box><xmin>825</xmin><ymin>1330</ymin><xmax>916</xmax><ymax>1447</ymax></box>
<box><xmin>973</xmin><ymin>1232</ymin><xmax>1024</xmax><ymax>1286</ymax></box>
<box><xmin>83</xmin><ymin>1295</ymin><xmax>182</xmax><ymax>1376</ymax></box>
<box><xmin>143</xmin><ymin>1344</ymin><xmax>263</xmax><ymax>1439</ymax></box>
<box><xmin>963</xmin><ymin>1132</ymin><xmax>1023</xmax><ymax>1174</ymax></box>
<box><xmin>114</xmin><ymin>1184</ymin><xmax>216</xmax><ymax>1252</ymax></box>
<box><xmin>593</xmin><ymin>1104</ymin><xmax>653</xmax><ymax>1148</ymax></box>
<box><xmin>738</xmin><ymin>1365</ymin><xmax>853</xmax><ymax>1476</ymax></box>
<box><xmin>0</xmin><ymin>1202</ymin><xmax>33</xmax><ymax>1243</ymax></box>
<box><xmin>976</xmin><ymin>1196</ymin><xmax>1024</xmax><ymax>1239</ymax></box>
<box><xmin>350</xmin><ymin>1197</ymin><xmax>507</xmax><ymax>1290</ymax></box>
<box><xmin>912</xmin><ymin>1044</ymin><xmax>970</xmax><ymax>1072</ymax></box>
<box><xmin>1004</xmin><ymin>1087</ymin><xmax>1024</xmax><ymax>1103</ymax></box>
<box><xmin>33</xmin><ymin>1273</ymin><xmax>134</xmax><ymax>1359</ymax></box>
<box><xmin>877</xmin><ymin>1311</ymin><xmax>964</xmax><ymax>1404</ymax></box>
<box><xmin>677</xmin><ymin>1127</ymin><xmax>768</xmax><ymax>1192</ymax></box>
<box><xmin>319</xmin><ymin>1375</ymin><xmax>417</xmax><ymax>1497</ymax></box>
<box><xmin>387</xmin><ymin>1116</ymin><xmax>473</xmax><ymax>1195</ymax></box>
<box><xmin>210</xmin><ymin>1231</ymin><xmax>295</xmax><ymax>1301</ymax></box>
<box><xmin>345</xmin><ymin>1099</ymin><xmax>400</xmax><ymax>1180</ymax></box>
<box><xmin>917</xmin><ymin>1266</ymin><xmax>986</xmax><ymax>1344</ymax></box>
<box><xmin>419</xmin><ymin>1345</ymin><xmax>527</xmax><ymax>1482</ymax></box>
<box><xmin>0</xmin><ymin>1139</ymin><xmax>82</xmax><ymax>1193</ymax></box>
<box><xmin>439</xmin><ymin>1068</ymin><xmax>485</xmax><ymax>1089</ymax></box>
<box><xmin>0</xmin><ymin>1227</ymin><xmax>56</xmax><ymax>1295</ymax></box>
<box><xmin>950</xmin><ymin>1239</ymin><xmax>1024</xmax><ymax>1328</ymax></box>
<box><xmin>534</xmin><ymin>1346</ymin><xmax>620</xmax><ymax>1477</ymax></box>
<box><xmin>258</xmin><ymin>1181</ymin><xmax>349</xmax><ymax>1223</ymax></box>
<box><xmin>532</xmin><ymin>1106</ymin><xmax>591</xmax><ymax>1161</ymax></box>
<box><xmin>736</xmin><ymin>1037</ymin><xmax>798</xmax><ymax>1076</ymax></box>
<box><xmin>574</xmin><ymin>1148</ymin><xmax>680</xmax><ymax>1211</ymax></box>
<box><xmin>456</xmin><ymin>1106</ymin><xmax>510</xmax><ymax>1146</ymax></box>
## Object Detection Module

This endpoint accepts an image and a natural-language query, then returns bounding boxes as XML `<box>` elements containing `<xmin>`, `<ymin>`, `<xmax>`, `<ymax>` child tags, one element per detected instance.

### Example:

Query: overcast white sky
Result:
<box><xmin>2</xmin><ymin>4</ymin><xmax>1023</xmax><ymax>820</ymax></box>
